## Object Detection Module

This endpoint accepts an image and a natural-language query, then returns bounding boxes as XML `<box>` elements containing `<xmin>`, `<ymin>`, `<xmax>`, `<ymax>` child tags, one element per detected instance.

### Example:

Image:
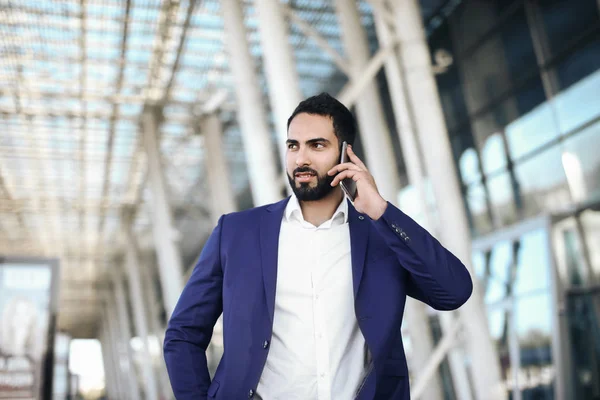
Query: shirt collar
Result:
<box><xmin>285</xmin><ymin>194</ymin><xmax>349</xmax><ymax>227</ymax></box>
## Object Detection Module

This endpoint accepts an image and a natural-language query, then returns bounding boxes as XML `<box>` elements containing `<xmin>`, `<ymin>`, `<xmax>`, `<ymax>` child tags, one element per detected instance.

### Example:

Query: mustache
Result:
<box><xmin>293</xmin><ymin>167</ymin><xmax>318</xmax><ymax>176</ymax></box>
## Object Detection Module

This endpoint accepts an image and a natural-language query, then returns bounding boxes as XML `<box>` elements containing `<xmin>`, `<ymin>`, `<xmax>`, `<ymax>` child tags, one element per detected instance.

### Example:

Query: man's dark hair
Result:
<box><xmin>287</xmin><ymin>92</ymin><xmax>357</xmax><ymax>147</ymax></box>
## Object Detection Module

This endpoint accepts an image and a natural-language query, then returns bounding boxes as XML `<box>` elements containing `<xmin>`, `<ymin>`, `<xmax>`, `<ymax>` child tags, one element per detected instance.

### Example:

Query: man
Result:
<box><xmin>164</xmin><ymin>93</ymin><xmax>473</xmax><ymax>399</ymax></box>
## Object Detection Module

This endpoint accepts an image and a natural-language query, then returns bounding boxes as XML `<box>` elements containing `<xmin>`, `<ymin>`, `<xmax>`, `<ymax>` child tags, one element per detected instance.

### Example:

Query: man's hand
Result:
<box><xmin>328</xmin><ymin>144</ymin><xmax>388</xmax><ymax>220</ymax></box>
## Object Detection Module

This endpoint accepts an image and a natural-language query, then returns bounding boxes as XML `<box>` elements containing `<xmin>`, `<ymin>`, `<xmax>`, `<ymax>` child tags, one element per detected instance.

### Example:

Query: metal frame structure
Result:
<box><xmin>5</xmin><ymin>1</ymin><xmax>596</xmax><ymax>399</ymax></box>
<box><xmin>0</xmin><ymin>0</ymin><xmax>381</xmax><ymax>336</ymax></box>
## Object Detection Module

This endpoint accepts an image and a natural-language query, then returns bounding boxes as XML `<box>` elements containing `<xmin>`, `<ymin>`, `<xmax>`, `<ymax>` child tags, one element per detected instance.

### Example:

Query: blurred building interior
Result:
<box><xmin>0</xmin><ymin>0</ymin><xmax>599</xmax><ymax>399</ymax></box>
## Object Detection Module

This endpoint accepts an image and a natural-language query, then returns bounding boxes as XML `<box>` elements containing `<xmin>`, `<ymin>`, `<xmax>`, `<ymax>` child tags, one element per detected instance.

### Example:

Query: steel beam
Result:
<box><xmin>141</xmin><ymin>107</ymin><xmax>185</xmax><ymax>318</ymax></box>
<box><xmin>98</xmin><ymin>0</ymin><xmax>132</xmax><ymax>239</ymax></box>
<box><xmin>334</xmin><ymin>0</ymin><xmax>402</xmax><ymax>203</ymax></box>
<box><xmin>393</xmin><ymin>1</ymin><xmax>503</xmax><ymax>398</ymax></box>
<box><xmin>282</xmin><ymin>5</ymin><xmax>352</xmax><ymax>77</ymax></box>
<box><xmin>221</xmin><ymin>0</ymin><xmax>283</xmax><ymax>205</ymax></box>
<box><xmin>123</xmin><ymin>219</ymin><xmax>160</xmax><ymax>400</ymax></box>
<box><xmin>256</xmin><ymin>0</ymin><xmax>304</xmax><ymax>170</ymax></box>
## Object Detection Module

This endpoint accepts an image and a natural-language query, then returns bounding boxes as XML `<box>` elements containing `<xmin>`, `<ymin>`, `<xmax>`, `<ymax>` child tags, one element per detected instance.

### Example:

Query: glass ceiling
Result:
<box><xmin>0</xmin><ymin>0</ymin><xmax>456</xmax><ymax>336</ymax></box>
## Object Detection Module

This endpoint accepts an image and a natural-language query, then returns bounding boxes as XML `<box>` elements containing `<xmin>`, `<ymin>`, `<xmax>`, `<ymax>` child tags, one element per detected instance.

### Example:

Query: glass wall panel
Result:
<box><xmin>561</xmin><ymin>121</ymin><xmax>600</xmax><ymax>203</ymax></box>
<box><xmin>516</xmin><ymin>292</ymin><xmax>554</xmax><ymax>399</ymax></box>
<box><xmin>514</xmin><ymin>144</ymin><xmax>570</xmax><ymax>217</ymax></box>
<box><xmin>505</xmin><ymin>102</ymin><xmax>560</xmax><ymax>160</ymax></box>
<box><xmin>452</xmin><ymin>4</ymin><xmax>540</xmax><ymax>114</ymax></box>
<box><xmin>466</xmin><ymin>182</ymin><xmax>493</xmax><ymax>235</ymax></box>
<box><xmin>488</xmin><ymin>172</ymin><xmax>519</xmax><ymax>227</ymax></box>
<box><xmin>537</xmin><ymin>0</ymin><xmax>600</xmax><ymax>57</ymax></box>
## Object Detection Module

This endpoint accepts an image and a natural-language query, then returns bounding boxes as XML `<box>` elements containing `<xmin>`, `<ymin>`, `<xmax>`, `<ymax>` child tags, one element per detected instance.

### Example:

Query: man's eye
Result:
<box><xmin>314</xmin><ymin>143</ymin><xmax>324</xmax><ymax>149</ymax></box>
<box><xmin>288</xmin><ymin>144</ymin><xmax>298</xmax><ymax>150</ymax></box>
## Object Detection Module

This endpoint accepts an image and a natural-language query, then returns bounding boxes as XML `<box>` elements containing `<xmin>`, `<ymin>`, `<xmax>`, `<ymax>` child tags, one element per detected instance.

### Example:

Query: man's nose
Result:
<box><xmin>295</xmin><ymin>148</ymin><xmax>310</xmax><ymax>167</ymax></box>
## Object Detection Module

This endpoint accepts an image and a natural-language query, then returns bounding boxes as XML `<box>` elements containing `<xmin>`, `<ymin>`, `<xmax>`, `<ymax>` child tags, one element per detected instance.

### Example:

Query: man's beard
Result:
<box><xmin>287</xmin><ymin>166</ymin><xmax>336</xmax><ymax>201</ymax></box>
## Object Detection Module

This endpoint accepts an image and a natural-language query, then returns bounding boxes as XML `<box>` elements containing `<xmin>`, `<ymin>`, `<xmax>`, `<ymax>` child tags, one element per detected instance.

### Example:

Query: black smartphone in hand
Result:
<box><xmin>340</xmin><ymin>141</ymin><xmax>357</xmax><ymax>201</ymax></box>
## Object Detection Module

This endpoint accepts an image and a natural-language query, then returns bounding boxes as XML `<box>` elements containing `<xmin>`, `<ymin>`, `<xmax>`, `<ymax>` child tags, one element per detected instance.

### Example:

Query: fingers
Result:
<box><xmin>327</xmin><ymin>162</ymin><xmax>361</xmax><ymax>176</ymax></box>
<box><xmin>330</xmin><ymin>169</ymin><xmax>362</xmax><ymax>187</ymax></box>
<box><xmin>346</xmin><ymin>145</ymin><xmax>368</xmax><ymax>171</ymax></box>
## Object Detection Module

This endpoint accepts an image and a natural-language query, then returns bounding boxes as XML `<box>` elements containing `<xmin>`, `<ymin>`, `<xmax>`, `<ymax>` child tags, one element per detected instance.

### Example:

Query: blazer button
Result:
<box><xmin>263</xmin><ymin>340</ymin><xmax>269</xmax><ymax>349</ymax></box>
<box><xmin>248</xmin><ymin>389</ymin><xmax>254</xmax><ymax>398</ymax></box>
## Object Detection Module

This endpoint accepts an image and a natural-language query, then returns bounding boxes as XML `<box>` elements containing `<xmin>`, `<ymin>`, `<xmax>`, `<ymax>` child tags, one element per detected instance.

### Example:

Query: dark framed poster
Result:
<box><xmin>0</xmin><ymin>257</ymin><xmax>60</xmax><ymax>400</ymax></box>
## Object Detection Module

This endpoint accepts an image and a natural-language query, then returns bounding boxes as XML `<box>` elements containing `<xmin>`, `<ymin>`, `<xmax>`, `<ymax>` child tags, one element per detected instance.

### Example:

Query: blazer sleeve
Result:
<box><xmin>163</xmin><ymin>214</ymin><xmax>225</xmax><ymax>400</ymax></box>
<box><xmin>371</xmin><ymin>202</ymin><xmax>473</xmax><ymax>310</ymax></box>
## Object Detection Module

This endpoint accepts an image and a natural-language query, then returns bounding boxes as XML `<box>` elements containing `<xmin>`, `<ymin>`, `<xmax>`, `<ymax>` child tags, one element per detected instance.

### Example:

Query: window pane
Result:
<box><xmin>474</xmin><ymin>78</ymin><xmax>548</xmax><ymax>157</ymax></box>
<box><xmin>516</xmin><ymin>292</ymin><xmax>555</xmax><ymax>399</ymax></box>
<box><xmin>453</xmin><ymin>6</ymin><xmax>540</xmax><ymax>112</ymax></box>
<box><xmin>459</xmin><ymin>147</ymin><xmax>482</xmax><ymax>185</ymax></box>
<box><xmin>450</xmin><ymin>0</ymin><xmax>523</xmax><ymax>52</ymax></box>
<box><xmin>481</xmin><ymin>133</ymin><xmax>508</xmax><ymax>175</ymax></box>
<box><xmin>486</xmin><ymin>307</ymin><xmax>513</xmax><ymax>398</ymax></box>
<box><xmin>555</xmin><ymin>34</ymin><xmax>600</xmax><ymax>92</ymax></box>
<box><xmin>466</xmin><ymin>182</ymin><xmax>493</xmax><ymax>235</ymax></box>
<box><xmin>488</xmin><ymin>172</ymin><xmax>519</xmax><ymax>227</ymax></box>
<box><xmin>561</xmin><ymin>122</ymin><xmax>600</xmax><ymax>203</ymax></box>
<box><xmin>514</xmin><ymin>144</ymin><xmax>570</xmax><ymax>217</ymax></box>
<box><xmin>506</xmin><ymin>102</ymin><xmax>560</xmax><ymax>160</ymax></box>
<box><xmin>538</xmin><ymin>0</ymin><xmax>600</xmax><ymax>57</ymax></box>
<box><xmin>580</xmin><ymin>209</ymin><xmax>600</xmax><ymax>280</ymax></box>
<box><xmin>515</xmin><ymin>229</ymin><xmax>551</xmax><ymax>296</ymax></box>
<box><xmin>431</xmin><ymin>21</ymin><xmax>471</xmax><ymax>131</ymax></box>
<box><xmin>555</xmin><ymin>69</ymin><xmax>600</xmax><ymax>134</ymax></box>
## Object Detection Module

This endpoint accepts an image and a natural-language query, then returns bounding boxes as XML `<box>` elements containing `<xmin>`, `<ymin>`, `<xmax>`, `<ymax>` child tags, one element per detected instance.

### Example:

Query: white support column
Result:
<box><xmin>123</xmin><ymin>224</ymin><xmax>160</xmax><ymax>400</ymax></box>
<box><xmin>202</xmin><ymin>113</ymin><xmax>237</xmax><ymax>223</ymax></box>
<box><xmin>255</xmin><ymin>0</ymin><xmax>303</xmax><ymax>166</ymax></box>
<box><xmin>102</xmin><ymin>306</ymin><xmax>126</xmax><ymax>400</ymax></box>
<box><xmin>100</xmin><ymin>327</ymin><xmax>118</xmax><ymax>400</ymax></box>
<box><xmin>333</xmin><ymin>0</ymin><xmax>402</xmax><ymax>204</ymax></box>
<box><xmin>221</xmin><ymin>0</ymin><xmax>283</xmax><ymax>205</ymax></box>
<box><xmin>140</xmin><ymin>251</ymin><xmax>174</xmax><ymax>400</ymax></box>
<box><xmin>141</xmin><ymin>107</ymin><xmax>185</xmax><ymax>318</ymax></box>
<box><xmin>373</xmin><ymin>10</ymin><xmax>471</xmax><ymax>400</ymax></box>
<box><xmin>393</xmin><ymin>1</ymin><xmax>503</xmax><ymax>399</ymax></box>
<box><xmin>112</xmin><ymin>275</ymin><xmax>142</xmax><ymax>400</ymax></box>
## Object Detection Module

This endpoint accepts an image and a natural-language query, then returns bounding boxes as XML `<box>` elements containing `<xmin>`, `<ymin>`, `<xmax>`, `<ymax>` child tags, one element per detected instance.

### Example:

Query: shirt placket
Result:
<box><xmin>311</xmin><ymin>228</ymin><xmax>331</xmax><ymax>400</ymax></box>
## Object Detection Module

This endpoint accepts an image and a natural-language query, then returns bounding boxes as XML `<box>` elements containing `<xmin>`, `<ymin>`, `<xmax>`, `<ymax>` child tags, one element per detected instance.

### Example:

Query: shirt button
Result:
<box><xmin>248</xmin><ymin>389</ymin><xmax>254</xmax><ymax>398</ymax></box>
<box><xmin>263</xmin><ymin>340</ymin><xmax>269</xmax><ymax>349</ymax></box>
<box><xmin>358</xmin><ymin>215</ymin><xmax>364</xmax><ymax>220</ymax></box>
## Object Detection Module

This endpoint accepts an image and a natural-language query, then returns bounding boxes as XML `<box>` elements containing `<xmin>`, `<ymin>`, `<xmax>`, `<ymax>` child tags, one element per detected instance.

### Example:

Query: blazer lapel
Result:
<box><xmin>348</xmin><ymin>200</ymin><xmax>369</xmax><ymax>298</ymax></box>
<box><xmin>260</xmin><ymin>197</ymin><xmax>289</xmax><ymax>323</ymax></box>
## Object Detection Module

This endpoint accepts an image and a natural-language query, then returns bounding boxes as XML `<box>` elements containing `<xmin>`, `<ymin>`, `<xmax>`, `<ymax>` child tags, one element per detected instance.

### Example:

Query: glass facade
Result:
<box><xmin>429</xmin><ymin>1</ymin><xmax>600</xmax><ymax>398</ymax></box>
<box><xmin>430</xmin><ymin>0</ymin><xmax>600</xmax><ymax>237</ymax></box>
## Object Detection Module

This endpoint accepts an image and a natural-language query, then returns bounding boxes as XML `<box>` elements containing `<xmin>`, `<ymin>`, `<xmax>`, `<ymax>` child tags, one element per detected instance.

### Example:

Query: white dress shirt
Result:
<box><xmin>256</xmin><ymin>195</ymin><xmax>369</xmax><ymax>400</ymax></box>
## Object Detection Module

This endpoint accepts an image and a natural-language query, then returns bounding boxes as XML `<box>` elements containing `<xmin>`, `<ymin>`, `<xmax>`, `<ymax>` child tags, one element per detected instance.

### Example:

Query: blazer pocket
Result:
<box><xmin>383</xmin><ymin>359</ymin><xmax>408</xmax><ymax>377</ymax></box>
<box><xmin>208</xmin><ymin>380</ymin><xmax>220</xmax><ymax>398</ymax></box>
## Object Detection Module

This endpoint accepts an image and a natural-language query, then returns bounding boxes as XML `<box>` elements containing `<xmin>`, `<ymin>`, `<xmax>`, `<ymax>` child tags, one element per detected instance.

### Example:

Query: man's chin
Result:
<box><xmin>293</xmin><ymin>185</ymin><xmax>336</xmax><ymax>202</ymax></box>
<box><xmin>295</xmin><ymin>181</ymin><xmax>316</xmax><ymax>189</ymax></box>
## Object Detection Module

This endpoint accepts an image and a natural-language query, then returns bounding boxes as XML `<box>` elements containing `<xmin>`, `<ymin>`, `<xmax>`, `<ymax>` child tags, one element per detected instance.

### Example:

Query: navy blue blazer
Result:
<box><xmin>164</xmin><ymin>197</ymin><xmax>473</xmax><ymax>399</ymax></box>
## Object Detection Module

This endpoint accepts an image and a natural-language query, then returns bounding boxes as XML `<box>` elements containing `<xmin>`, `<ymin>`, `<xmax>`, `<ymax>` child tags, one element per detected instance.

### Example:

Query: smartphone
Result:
<box><xmin>339</xmin><ymin>141</ymin><xmax>358</xmax><ymax>201</ymax></box>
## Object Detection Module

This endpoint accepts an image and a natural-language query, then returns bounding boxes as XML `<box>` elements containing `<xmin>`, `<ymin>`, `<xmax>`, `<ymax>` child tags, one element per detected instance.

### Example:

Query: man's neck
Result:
<box><xmin>298</xmin><ymin>190</ymin><xmax>345</xmax><ymax>227</ymax></box>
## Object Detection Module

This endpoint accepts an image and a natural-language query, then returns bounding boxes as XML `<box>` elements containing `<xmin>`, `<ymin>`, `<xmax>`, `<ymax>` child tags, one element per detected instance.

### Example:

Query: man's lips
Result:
<box><xmin>295</xmin><ymin>172</ymin><xmax>316</xmax><ymax>182</ymax></box>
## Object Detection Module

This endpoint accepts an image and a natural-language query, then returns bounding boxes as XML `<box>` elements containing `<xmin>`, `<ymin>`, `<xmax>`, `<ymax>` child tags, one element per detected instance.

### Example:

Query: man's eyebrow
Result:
<box><xmin>285</xmin><ymin>138</ymin><xmax>331</xmax><ymax>145</ymax></box>
<box><xmin>306</xmin><ymin>137</ymin><xmax>331</xmax><ymax>145</ymax></box>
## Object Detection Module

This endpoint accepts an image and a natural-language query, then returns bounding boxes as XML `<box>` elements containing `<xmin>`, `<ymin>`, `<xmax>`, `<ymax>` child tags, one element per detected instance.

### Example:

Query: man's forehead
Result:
<box><xmin>288</xmin><ymin>113</ymin><xmax>336</xmax><ymax>141</ymax></box>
